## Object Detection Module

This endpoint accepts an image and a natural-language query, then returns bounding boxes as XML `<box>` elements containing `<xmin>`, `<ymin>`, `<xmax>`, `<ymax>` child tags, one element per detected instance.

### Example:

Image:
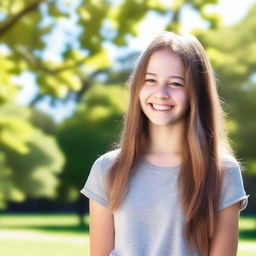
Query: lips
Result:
<box><xmin>149</xmin><ymin>103</ymin><xmax>174</xmax><ymax>111</ymax></box>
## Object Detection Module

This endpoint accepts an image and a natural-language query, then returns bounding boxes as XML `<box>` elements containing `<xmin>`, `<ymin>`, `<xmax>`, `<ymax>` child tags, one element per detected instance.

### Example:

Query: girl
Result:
<box><xmin>80</xmin><ymin>31</ymin><xmax>248</xmax><ymax>256</ymax></box>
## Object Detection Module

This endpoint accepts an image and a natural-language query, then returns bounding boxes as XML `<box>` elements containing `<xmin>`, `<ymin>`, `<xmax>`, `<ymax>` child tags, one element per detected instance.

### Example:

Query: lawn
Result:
<box><xmin>0</xmin><ymin>213</ymin><xmax>255</xmax><ymax>256</ymax></box>
<box><xmin>0</xmin><ymin>213</ymin><xmax>90</xmax><ymax>256</ymax></box>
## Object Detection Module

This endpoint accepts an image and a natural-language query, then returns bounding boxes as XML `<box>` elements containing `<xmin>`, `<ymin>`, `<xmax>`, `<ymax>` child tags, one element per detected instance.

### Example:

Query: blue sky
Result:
<box><xmin>13</xmin><ymin>0</ymin><xmax>255</xmax><ymax>123</ymax></box>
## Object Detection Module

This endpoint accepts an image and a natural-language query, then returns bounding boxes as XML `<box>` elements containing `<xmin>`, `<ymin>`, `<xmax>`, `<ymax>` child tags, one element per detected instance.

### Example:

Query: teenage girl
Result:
<box><xmin>81</xmin><ymin>31</ymin><xmax>248</xmax><ymax>256</ymax></box>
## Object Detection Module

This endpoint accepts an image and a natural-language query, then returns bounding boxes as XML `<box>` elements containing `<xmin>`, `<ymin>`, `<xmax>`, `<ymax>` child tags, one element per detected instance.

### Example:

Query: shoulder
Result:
<box><xmin>102</xmin><ymin>148</ymin><xmax>121</xmax><ymax>162</ymax></box>
<box><xmin>93</xmin><ymin>148</ymin><xmax>121</xmax><ymax>174</ymax></box>
<box><xmin>218</xmin><ymin>157</ymin><xmax>248</xmax><ymax>211</ymax></box>
<box><xmin>221</xmin><ymin>158</ymin><xmax>243</xmax><ymax>182</ymax></box>
<box><xmin>219</xmin><ymin>155</ymin><xmax>245</xmax><ymax>187</ymax></box>
<box><xmin>220</xmin><ymin>152</ymin><xmax>243</xmax><ymax>172</ymax></box>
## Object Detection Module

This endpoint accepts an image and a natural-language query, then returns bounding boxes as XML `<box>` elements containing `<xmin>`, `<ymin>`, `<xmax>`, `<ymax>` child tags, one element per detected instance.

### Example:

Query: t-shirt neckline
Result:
<box><xmin>139</xmin><ymin>156</ymin><xmax>181</xmax><ymax>171</ymax></box>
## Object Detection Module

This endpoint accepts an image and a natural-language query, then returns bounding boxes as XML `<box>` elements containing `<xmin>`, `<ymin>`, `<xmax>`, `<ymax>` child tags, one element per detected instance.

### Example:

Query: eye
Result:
<box><xmin>145</xmin><ymin>78</ymin><xmax>156</xmax><ymax>84</ymax></box>
<box><xmin>169</xmin><ymin>82</ymin><xmax>183</xmax><ymax>87</ymax></box>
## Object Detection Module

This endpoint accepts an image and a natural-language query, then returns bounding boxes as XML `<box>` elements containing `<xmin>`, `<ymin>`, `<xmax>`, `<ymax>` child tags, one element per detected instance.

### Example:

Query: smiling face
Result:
<box><xmin>139</xmin><ymin>49</ymin><xmax>189</xmax><ymax>127</ymax></box>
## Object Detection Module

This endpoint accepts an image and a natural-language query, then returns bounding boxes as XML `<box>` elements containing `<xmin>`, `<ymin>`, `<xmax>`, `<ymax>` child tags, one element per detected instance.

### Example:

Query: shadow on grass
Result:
<box><xmin>240</xmin><ymin>229</ymin><xmax>256</xmax><ymax>240</ymax></box>
<box><xmin>239</xmin><ymin>215</ymin><xmax>256</xmax><ymax>241</ymax></box>
<box><xmin>1</xmin><ymin>223</ymin><xmax>89</xmax><ymax>234</ymax></box>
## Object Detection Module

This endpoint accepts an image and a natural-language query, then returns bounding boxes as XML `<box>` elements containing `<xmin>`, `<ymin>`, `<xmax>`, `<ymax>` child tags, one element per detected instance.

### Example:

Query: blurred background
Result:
<box><xmin>0</xmin><ymin>0</ymin><xmax>255</xmax><ymax>255</ymax></box>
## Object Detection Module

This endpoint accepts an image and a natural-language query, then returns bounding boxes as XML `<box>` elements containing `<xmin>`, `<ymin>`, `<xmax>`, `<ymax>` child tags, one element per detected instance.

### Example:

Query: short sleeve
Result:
<box><xmin>218</xmin><ymin>163</ymin><xmax>249</xmax><ymax>211</ymax></box>
<box><xmin>80</xmin><ymin>155</ymin><xmax>108</xmax><ymax>207</ymax></box>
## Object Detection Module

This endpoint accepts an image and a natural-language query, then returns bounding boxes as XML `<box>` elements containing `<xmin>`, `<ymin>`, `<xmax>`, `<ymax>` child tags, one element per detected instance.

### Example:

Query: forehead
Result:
<box><xmin>146</xmin><ymin>49</ymin><xmax>184</xmax><ymax>76</ymax></box>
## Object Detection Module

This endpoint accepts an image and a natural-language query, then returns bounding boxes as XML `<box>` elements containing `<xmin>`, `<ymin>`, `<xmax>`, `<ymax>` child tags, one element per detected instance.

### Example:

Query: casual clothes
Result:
<box><xmin>80</xmin><ymin>149</ymin><xmax>248</xmax><ymax>256</ymax></box>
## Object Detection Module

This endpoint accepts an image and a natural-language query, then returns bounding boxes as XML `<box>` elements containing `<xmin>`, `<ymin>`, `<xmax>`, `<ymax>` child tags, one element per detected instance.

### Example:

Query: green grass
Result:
<box><xmin>0</xmin><ymin>240</ymin><xmax>87</xmax><ymax>256</ymax></box>
<box><xmin>238</xmin><ymin>216</ymin><xmax>256</xmax><ymax>256</ymax></box>
<box><xmin>0</xmin><ymin>213</ymin><xmax>89</xmax><ymax>235</ymax></box>
<box><xmin>239</xmin><ymin>216</ymin><xmax>256</xmax><ymax>241</ymax></box>
<box><xmin>0</xmin><ymin>213</ymin><xmax>90</xmax><ymax>256</ymax></box>
<box><xmin>0</xmin><ymin>213</ymin><xmax>255</xmax><ymax>256</ymax></box>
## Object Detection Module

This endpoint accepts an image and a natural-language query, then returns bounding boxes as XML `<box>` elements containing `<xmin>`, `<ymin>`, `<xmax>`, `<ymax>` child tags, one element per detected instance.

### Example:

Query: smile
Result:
<box><xmin>150</xmin><ymin>103</ymin><xmax>174</xmax><ymax>111</ymax></box>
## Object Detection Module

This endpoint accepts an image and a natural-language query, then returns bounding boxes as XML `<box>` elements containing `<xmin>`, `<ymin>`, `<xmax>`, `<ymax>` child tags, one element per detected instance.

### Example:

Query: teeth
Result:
<box><xmin>152</xmin><ymin>104</ymin><xmax>172</xmax><ymax>110</ymax></box>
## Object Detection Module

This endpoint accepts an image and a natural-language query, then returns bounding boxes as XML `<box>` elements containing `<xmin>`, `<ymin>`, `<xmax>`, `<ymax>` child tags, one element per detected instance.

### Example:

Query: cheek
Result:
<box><xmin>139</xmin><ymin>87</ymin><xmax>149</xmax><ymax>103</ymax></box>
<box><xmin>139</xmin><ymin>88</ymin><xmax>151</xmax><ymax>115</ymax></box>
<box><xmin>174</xmin><ymin>90</ymin><xmax>188</xmax><ymax>105</ymax></box>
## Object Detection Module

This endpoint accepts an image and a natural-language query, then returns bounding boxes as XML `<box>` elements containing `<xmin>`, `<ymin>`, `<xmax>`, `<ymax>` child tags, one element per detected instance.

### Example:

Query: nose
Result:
<box><xmin>153</xmin><ymin>83</ymin><xmax>170</xmax><ymax>99</ymax></box>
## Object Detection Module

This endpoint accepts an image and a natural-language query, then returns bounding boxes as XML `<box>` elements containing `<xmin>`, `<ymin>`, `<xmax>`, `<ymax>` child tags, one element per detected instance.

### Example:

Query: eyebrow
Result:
<box><xmin>145</xmin><ymin>72</ymin><xmax>185</xmax><ymax>82</ymax></box>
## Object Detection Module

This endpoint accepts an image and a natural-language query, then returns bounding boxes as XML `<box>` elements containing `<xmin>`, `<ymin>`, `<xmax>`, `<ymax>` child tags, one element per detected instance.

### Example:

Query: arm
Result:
<box><xmin>209</xmin><ymin>202</ymin><xmax>240</xmax><ymax>256</ymax></box>
<box><xmin>89</xmin><ymin>199</ymin><xmax>115</xmax><ymax>256</ymax></box>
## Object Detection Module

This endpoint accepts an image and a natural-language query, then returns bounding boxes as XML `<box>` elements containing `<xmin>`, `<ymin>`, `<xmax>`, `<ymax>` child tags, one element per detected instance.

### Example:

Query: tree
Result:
<box><xmin>0</xmin><ymin>104</ymin><xmax>65</xmax><ymax>209</ymax></box>
<box><xmin>0</xmin><ymin>0</ymin><xmax>221</xmax><ymax>105</ymax></box>
<box><xmin>194</xmin><ymin>4</ymin><xmax>256</xmax><ymax>175</ymax></box>
<box><xmin>56</xmin><ymin>83</ymin><xmax>128</xmax><ymax>224</ymax></box>
<box><xmin>193</xmin><ymin>4</ymin><xmax>256</xmax><ymax>213</ymax></box>
<box><xmin>0</xmin><ymin>0</ymin><xmax>224</xmax><ymax>210</ymax></box>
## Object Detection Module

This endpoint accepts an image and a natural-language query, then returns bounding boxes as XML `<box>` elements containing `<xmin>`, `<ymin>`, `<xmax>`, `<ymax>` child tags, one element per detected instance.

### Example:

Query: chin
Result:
<box><xmin>149</xmin><ymin>117</ymin><xmax>185</xmax><ymax>127</ymax></box>
<box><xmin>149</xmin><ymin>120</ymin><xmax>174</xmax><ymax>127</ymax></box>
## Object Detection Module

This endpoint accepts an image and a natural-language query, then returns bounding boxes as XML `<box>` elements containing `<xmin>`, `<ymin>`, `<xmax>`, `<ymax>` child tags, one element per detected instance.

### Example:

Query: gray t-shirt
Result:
<box><xmin>80</xmin><ymin>149</ymin><xmax>248</xmax><ymax>256</ymax></box>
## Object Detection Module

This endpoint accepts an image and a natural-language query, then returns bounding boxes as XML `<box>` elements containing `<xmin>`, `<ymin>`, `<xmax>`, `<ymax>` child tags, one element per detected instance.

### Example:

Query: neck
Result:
<box><xmin>145</xmin><ymin>121</ymin><xmax>185</xmax><ymax>155</ymax></box>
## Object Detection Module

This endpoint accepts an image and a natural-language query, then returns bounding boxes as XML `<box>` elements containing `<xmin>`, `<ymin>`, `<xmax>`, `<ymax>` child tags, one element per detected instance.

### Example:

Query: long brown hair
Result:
<box><xmin>105</xmin><ymin>31</ymin><xmax>237</xmax><ymax>255</ymax></box>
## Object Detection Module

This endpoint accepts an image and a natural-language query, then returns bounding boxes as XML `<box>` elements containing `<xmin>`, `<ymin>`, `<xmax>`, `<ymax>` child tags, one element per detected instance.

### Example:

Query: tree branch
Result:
<box><xmin>13</xmin><ymin>47</ymin><xmax>89</xmax><ymax>74</ymax></box>
<box><xmin>0</xmin><ymin>0</ymin><xmax>46</xmax><ymax>37</ymax></box>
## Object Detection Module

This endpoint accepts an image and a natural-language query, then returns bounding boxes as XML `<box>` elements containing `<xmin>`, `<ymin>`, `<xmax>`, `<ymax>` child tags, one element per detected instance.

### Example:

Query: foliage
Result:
<box><xmin>194</xmin><ymin>4</ymin><xmax>256</xmax><ymax>175</ymax></box>
<box><xmin>0</xmin><ymin>0</ymin><xmax>220</xmax><ymax>104</ymax></box>
<box><xmin>2</xmin><ymin>0</ymin><xmax>255</xmax><ymax>211</ymax></box>
<box><xmin>0</xmin><ymin>104</ymin><xmax>65</xmax><ymax>209</ymax></box>
<box><xmin>56</xmin><ymin>84</ymin><xmax>128</xmax><ymax>202</ymax></box>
